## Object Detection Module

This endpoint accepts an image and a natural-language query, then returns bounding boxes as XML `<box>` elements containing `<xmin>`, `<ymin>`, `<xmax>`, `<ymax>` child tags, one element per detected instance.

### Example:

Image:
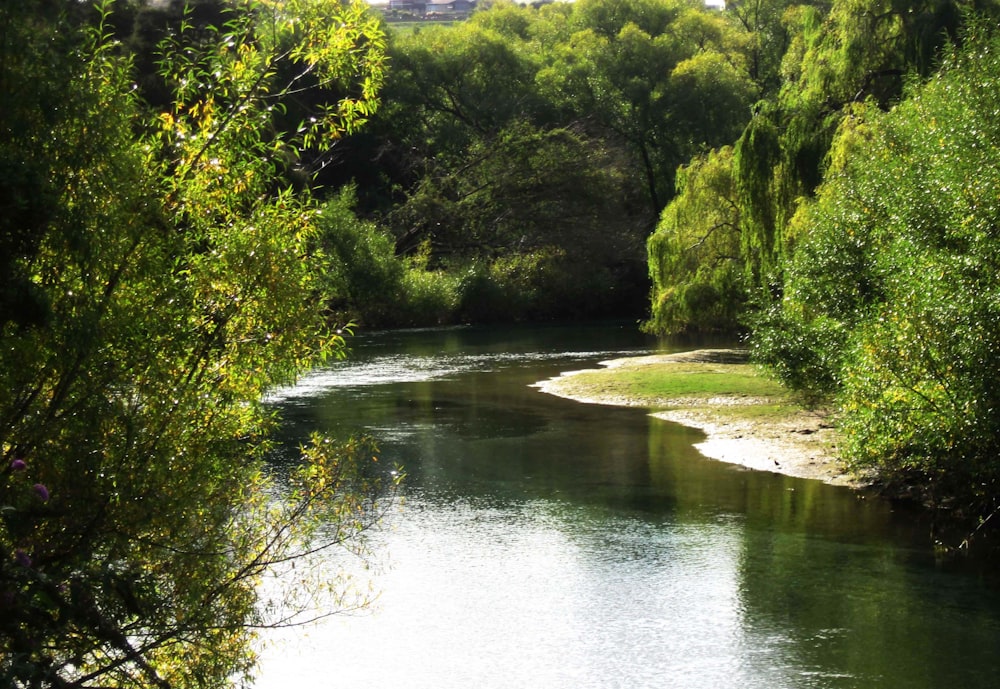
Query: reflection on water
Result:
<box><xmin>256</xmin><ymin>324</ymin><xmax>1000</xmax><ymax>689</ymax></box>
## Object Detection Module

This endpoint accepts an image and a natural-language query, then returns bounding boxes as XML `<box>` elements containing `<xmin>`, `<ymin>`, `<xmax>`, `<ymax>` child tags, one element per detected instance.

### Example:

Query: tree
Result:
<box><xmin>0</xmin><ymin>1</ymin><xmax>392</xmax><ymax>686</ymax></box>
<box><xmin>334</xmin><ymin>0</ymin><xmax>756</xmax><ymax>324</ymax></box>
<box><xmin>383</xmin><ymin>19</ymin><xmax>544</xmax><ymax>152</ymax></box>
<box><xmin>645</xmin><ymin>146</ymin><xmax>746</xmax><ymax>334</ymax></box>
<box><xmin>536</xmin><ymin>0</ymin><xmax>753</xmax><ymax>217</ymax></box>
<box><xmin>356</xmin><ymin>8</ymin><xmax>655</xmax><ymax>321</ymax></box>
<box><xmin>730</xmin><ymin>0</ymin><xmax>982</xmax><ymax>298</ymax></box>
<box><xmin>756</xmin><ymin>18</ymin><xmax>1000</xmax><ymax>538</ymax></box>
<box><xmin>726</xmin><ymin>0</ymin><xmax>821</xmax><ymax>95</ymax></box>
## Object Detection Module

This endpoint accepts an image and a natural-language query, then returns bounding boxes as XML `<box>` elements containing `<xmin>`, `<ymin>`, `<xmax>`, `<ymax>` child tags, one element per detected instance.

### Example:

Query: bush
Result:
<box><xmin>395</xmin><ymin>266</ymin><xmax>463</xmax><ymax>325</ymax></box>
<box><xmin>749</xmin><ymin>304</ymin><xmax>847</xmax><ymax>406</ymax></box>
<box><xmin>317</xmin><ymin>189</ymin><xmax>406</xmax><ymax>325</ymax></box>
<box><xmin>763</xmin><ymin>19</ymin><xmax>1000</xmax><ymax>526</ymax></box>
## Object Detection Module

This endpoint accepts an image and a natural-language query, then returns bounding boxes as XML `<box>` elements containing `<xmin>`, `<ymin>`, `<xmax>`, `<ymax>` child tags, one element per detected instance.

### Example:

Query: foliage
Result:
<box><xmin>645</xmin><ymin>146</ymin><xmax>746</xmax><ymax>335</ymax></box>
<box><xmin>335</xmin><ymin>0</ymin><xmax>758</xmax><ymax>324</ymax></box>
<box><xmin>732</xmin><ymin>0</ymin><xmax>977</xmax><ymax>297</ymax></box>
<box><xmin>765</xmin><ymin>18</ymin><xmax>1000</xmax><ymax>529</ymax></box>
<box><xmin>457</xmin><ymin>246</ymin><xmax>616</xmax><ymax>322</ymax></box>
<box><xmin>395</xmin><ymin>263</ymin><xmax>464</xmax><ymax>326</ymax></box>
<box><xmin>535</xmin><ymin>0</ymin><xmax>755</xmax><ymax>215</ymax></box>
<box><xmin>733</xmin><ymin>103</ymin><xmax>784</xmax><ymax>285</ymax></box>
<box><xmin>726</xmin><ymin>0</ymin><xmax>810</xmax><ymax>94</ymax></box>
<box><xmin>379</xmin><ymin>112</ymin><xmax>649</xmax><ymax>321</ymax></box>
<box><xmin>388</xmin><ymin>120</ymin><xmax>635</xmax><ymax>256</ymax></box>
<box><xmin>359</xmin><ymin>0</ymin><xmax>974</xmax><ymax>333</ymax></box>
<box><xmin>668</xmin><ymin>50</ymin><xmax>758</xmax><ymax>150</ymax></box>
<box><xmin>318</xmin><ymin>188</ymin><xmax>406</xmax><ymax>325</ymax></box>
<box><xmin>0</xmin><ymin>0</ymin><xmax>392</xmax><ymax>686</ymax></box>
<box><xmin>636</xmin><ymin>0</ymin><xmax>1000</xmax><ymax>532</ymax></box>
<box><xmin>748</xmin><ymin>305</ymin><xmax>848</xmax><ymax>405</ymax></box>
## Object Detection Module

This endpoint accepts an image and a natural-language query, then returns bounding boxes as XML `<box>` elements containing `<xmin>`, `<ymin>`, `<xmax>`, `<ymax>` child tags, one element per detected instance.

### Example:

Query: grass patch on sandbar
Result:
<box><xmin>552</xmin><ymin>362</ymin><xmax>798</xmax><ymax>417</ymax></box>
<box><xmin>609</xmin><ymin>363</ymin><xmax>786</xmax><ymax>400</ymax></box>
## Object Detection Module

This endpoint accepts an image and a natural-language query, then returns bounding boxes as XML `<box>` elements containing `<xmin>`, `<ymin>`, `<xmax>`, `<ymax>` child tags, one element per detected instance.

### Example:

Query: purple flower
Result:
<box><xmin>33</xmin><ymin>483</ymin><xmax>49</xmax><ymax>502</ymax></box>
<box><xmin>9</xmin><ymin>458</ymin><xmax>26</xmax><ymax>471</ymax></box>
<box><xmin>14</xmin><ymin>550</ymin><xmax>31</xmax><ymax>568</ymax></box>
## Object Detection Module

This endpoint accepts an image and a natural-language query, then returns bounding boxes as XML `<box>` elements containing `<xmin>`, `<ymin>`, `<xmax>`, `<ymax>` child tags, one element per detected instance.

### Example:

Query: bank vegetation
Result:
<box><xmin>6</xmin><ymin>0</ymin><xmax>1000</xmax><ymax>685</ymax></box>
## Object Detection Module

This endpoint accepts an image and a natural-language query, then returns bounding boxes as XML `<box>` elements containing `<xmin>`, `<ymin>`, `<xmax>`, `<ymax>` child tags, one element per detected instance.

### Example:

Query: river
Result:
<box><xmin>255</xmin><ymin>323</ymin><xmax>1000</xmax><ymax>689</ymax></box>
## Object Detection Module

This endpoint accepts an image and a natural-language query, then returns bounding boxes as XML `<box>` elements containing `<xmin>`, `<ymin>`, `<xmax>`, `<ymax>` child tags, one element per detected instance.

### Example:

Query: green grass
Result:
<box><xmin>617</xmin><ymin>364</ymin><xmax>787</xmax><ymax>400</ymax></box>
<box><xmin>549</xmin><ymin>358</ymin><xmax>829</xmax><ymax>430</ymax></box>
<box><xmin>561</xmin><ymin>362</ymin><xmax>792</xmax><ymax>408</ymax></box>
<box><xmin>565</xmin><ymin>362</ymin><xmax>802</xmax><ymax>422</ymax></box>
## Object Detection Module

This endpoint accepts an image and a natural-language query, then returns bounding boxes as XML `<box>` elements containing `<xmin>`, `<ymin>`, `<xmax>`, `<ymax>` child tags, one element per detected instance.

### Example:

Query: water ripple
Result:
<box><xmin>266</xmin><ymin>348</ymin><xmax>652</xmax><ymax>402</ymax></box>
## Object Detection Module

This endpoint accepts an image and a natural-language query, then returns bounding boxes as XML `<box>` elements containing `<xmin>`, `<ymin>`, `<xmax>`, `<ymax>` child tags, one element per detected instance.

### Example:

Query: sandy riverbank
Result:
<box><xmin>532</xmin><ymin>349</ymin><xmax>861</xmax><ymax>487</ymax></box>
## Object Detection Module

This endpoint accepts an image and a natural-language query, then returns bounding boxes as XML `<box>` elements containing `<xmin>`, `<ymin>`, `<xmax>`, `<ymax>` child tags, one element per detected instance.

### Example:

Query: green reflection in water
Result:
<box><xmin>646</xmin><ymin>417</ymin><xmax>1000</xmax><ymax>688</ymax></box>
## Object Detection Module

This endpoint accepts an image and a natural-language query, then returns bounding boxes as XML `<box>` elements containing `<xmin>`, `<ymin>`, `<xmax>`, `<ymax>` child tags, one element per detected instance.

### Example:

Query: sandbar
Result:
<box><xmin>532</xmin><ymin>349</ymin><xmax>860</xmax><ymax>487</ymax></box>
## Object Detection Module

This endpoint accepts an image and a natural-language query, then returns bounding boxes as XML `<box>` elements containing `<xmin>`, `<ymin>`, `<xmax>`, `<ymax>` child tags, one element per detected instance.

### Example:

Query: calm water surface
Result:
<box><xmin>255</xmin><ymin>324</ymin><xmax>1000</xmax><ymax>689</ymax></box>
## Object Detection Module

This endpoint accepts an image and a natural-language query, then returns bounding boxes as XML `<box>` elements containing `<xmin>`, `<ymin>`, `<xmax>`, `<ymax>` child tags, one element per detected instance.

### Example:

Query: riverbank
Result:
<box><xmin>533</xmin><ymin>349</ymin><xmax>860</xmax><ymax>487</ymax></box>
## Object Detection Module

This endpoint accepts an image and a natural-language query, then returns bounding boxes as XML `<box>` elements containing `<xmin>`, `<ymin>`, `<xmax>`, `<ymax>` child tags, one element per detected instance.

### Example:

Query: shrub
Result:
<box><xmin>317</xmin><ymin>188</ymin><xmax>406</xmax><ymax>325</ymax></box>
<box><xmin>764</xmin><ymin>19</ymin><xmax>1000</xmax><ymax>527</ymax></box>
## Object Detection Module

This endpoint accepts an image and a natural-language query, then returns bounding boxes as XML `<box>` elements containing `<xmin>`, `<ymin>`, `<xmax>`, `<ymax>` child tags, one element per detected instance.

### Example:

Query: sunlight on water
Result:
<box><xmin>255</xmin><ymin>499</ymin><xmax>776</xmax><ymax>689</ymax></box>
<box><xmin>265</xmin><ymin>348</ymin><xmax>652</xmax><ymax>402</ymax></box>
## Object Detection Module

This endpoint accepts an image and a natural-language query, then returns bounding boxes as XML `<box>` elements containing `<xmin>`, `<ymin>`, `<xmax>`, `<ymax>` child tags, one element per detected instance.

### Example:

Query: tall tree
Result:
<box><xmin>646</xmin><ymin>146</ymin><xmax>745</xmax><ymax>334</ymax></box>
<box><xmin>726</xmin><ymin>0</ymin><xmax>818</xmax><ymax>95</ymax></box>
<box><xmin>754</xmin><ymin>17</ymin><xmax>1000</xmax><ymax>538</ymax></box>
<box><xmin>733</xmin><ymin>0</ymin><xmax>978</xmax><ymax>294</ymax></box>
<box><xmin>0</xmin><ymin>1</ymin><xmax>391</xmax><ymax>686</ymax></box>
<box><xmin>361</xmin><ymin>9</ymin><xmax>655</xmax><ymax>320</ymax></box>
<box><xmin>537</xmin><ymin>0</ymin><xmax>754</xmax><ymax>217</ymax></box>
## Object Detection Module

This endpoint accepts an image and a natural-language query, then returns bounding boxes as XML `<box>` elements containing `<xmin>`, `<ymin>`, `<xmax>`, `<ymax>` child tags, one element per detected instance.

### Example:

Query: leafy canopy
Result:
<box><xmin>759</xmin><ymin>18</ymin><xmax>1000</xmax><ymax>528</ymax></box>
<box><xmin>0</xmin><ymin>1</ymin><xmax>391</xmax><ymax>686</ymax></box>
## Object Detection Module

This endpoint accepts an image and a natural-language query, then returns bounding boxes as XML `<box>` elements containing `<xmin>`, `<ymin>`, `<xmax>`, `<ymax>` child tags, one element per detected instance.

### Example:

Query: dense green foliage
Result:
<box><xmin>645</xmin><ymin>146</ymin><xmax>745</xmax><ymax>334</ymax></box>
<box><xmin>639</xmin><ymin>0</ymin><xmax>1000</xmax><ymax>542</ymax></box>
<box><xmin>647</xmin><ymin>0</ymin><xmax>978</xmax><ymax>336</ymax></box>
<box><xmin>6</xmin><ymin>2</ymin><xmax>1000</xmax><ymax>679</ymax></box>
<box><xmin>733</xmin><ymin>0</ymin><xmax>972</xmax><ymax>288</ymax></box>
<box><xmin>325</xmin><ymin>0</ymin><xmax>758</xmax><ymax>325</ymax></box>
<box><xmin>764</xmin><ymin>18</ymin><xmax>1000</xmax><ymax>522</ymax></box>
<box><xmin>1</xmin><ymin>1</ymin><xmax>395</xmax><ymax>686</ymax></box>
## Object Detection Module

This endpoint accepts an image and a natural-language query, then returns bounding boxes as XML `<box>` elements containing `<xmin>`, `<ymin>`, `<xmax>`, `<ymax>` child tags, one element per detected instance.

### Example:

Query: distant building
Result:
<box><xmin>424</xmin><ymin>0</ymin><xmax>476</xmax><ymax>15</ymax></box>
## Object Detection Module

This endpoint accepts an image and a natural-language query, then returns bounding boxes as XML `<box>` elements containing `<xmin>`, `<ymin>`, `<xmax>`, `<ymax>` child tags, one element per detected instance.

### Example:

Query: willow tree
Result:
<box><xmin>0</xmin><ymin>1</ymin><xmax>390</xmax><ymax>687</ymax></box>
<box><xmin>726</xmin><ymin>0</ymin><xmax>807</xmax><ymax>94</ymax></box>
<box><xmin>754</xmin><ymin>18</ymin><xmax>1000</xmax><ymax>541</ymax></box>
<box><xmin>645</xmin><ymin>146</ymin><xmax>745</xmax><ymax>335</ymax></box>
<box><xmin>733</xmin><ymin>0</ymin><xmax>977</xmax><ymax>295</ymax></box>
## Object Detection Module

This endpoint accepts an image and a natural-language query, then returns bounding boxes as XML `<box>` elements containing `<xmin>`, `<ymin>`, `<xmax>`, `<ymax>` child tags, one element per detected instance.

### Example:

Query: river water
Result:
<box><xmin>255</xmin><ymin>323</ymin><xmax>1000</xmax><ymax>689</ymax></box>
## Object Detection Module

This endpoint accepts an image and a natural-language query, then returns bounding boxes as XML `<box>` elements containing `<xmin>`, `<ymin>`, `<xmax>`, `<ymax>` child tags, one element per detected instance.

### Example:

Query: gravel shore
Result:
<box><xmin>532</xmin><ymin>350</ymin><xmax>860</xmax><ymax>487</ymax></box>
